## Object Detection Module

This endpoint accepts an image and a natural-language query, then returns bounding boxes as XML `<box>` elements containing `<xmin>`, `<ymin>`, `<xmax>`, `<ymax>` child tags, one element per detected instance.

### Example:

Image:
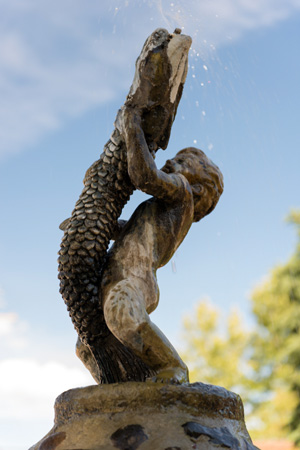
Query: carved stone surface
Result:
<box><xmin>58</xmin><ymin>28</ymin><xmax>194</xmax><ymax>384</ymax></box>
<box><xmin>58</xmin><ymin>26</ymin><xmax>224</xmax><ymax>387</ymax></box>
<box><xmin>46</xmin><ymin>26</ymin><xmax>255</xmax><ymax>450</ymax></box>
<box><xmin>30</xmin><ymin>382</ymin><xmax>260</xmax><ymax>450</ymax></box>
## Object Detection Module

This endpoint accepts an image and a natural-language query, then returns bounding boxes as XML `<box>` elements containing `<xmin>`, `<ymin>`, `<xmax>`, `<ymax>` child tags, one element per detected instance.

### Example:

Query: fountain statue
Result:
<box><xmin>30</xmin><ymin>28</ymin><xmax>259</xmax><ymax>450</ymax></box>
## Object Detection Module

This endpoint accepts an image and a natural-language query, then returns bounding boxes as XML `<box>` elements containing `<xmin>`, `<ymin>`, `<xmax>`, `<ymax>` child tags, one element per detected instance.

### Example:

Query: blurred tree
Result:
<box><xmin>181</xmin><ymin>210</ymin><xmax>300</xmax><ymax>443</ymax></box>
<box><xmin>251</xmin><ymin>210</ymin><xmax>300</xmax><ymax>444</ymax></box>
<box><xmin>181</xmin><ymin>300</ymin><xmax>252</xmax><ymax>397</ymax></box>
<box><xmin>181</xmin><ymin>300</ymin><xmax>266</xmax><ymax>438</ymax></box>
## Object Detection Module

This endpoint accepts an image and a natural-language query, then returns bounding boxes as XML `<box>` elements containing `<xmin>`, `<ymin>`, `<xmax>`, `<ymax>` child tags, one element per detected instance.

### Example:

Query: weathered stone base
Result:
<box><xmin>30</xmin><ymin>381</ymin><xmax>259</xmax><ymax>450</ymax></box>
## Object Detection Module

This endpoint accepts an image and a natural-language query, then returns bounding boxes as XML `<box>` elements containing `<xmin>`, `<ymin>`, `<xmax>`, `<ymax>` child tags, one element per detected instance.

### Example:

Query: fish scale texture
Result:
<box><xmin>58</xmin><ymin>133</ymin><xmax>132</xmax><ymax>338</ymax></box>
<box><xmin>58</xmin><ymin>130</ymin><xmax>155</xmax><ymax>383</ymax></box>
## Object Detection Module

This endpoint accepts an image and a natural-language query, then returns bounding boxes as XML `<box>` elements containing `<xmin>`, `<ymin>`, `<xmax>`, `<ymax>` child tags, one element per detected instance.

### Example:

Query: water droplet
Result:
<box><xmin>195</xmin><ymin>101</ymin><xmax>199</xmax><ymax>107</ymax></box>
<box><xmin>171</xmin><ymin>260</ymin><xmax>177</xmax><ymax>273</ymax></box>
<box><xmin>192</xmin><ymin>74</ymin><xmax>196</xmax><ymax>78</ymax></box>
<box><xmin>200</xmin><ymin>82</ymin><xmax>204</xmax><ymax>87</ymax></box>
<box><xmin>203</xmin><ymin>65</ymin><xmax>208</xmax><ymax>71</ymax></box>
<box><xmin>208</xmin><ymin>143</ymin><xmax>213</xmax><ymax>151</ymax></box>
<box><xmin>202</xmin><ymin>111</ymin><xmax>206</xmax><ymax>116</ymax></box>
<box><xmin>193</xmin><ymin>139</ymin><xmax>197</xmax><ymax>144</ymax></box>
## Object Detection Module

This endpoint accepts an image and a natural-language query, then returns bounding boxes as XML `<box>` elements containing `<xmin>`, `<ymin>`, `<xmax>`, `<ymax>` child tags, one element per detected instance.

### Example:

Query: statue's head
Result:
<box><xmin>124</xmin><ymin>28</ymin><xmax>192</xmax><ymax>151</ymax></box>
<box><xmin>161</xmin><ymin>147</ymin><xmax>224</xmax><ymax>222</ymax></box>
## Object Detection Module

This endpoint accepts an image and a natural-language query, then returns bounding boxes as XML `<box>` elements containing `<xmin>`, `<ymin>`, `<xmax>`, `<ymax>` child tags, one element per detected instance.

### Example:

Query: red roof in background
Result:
<box><xmin>254</xmin><ymin>440</ymin><xmax>297</xmax><ymax>450</ymax></box>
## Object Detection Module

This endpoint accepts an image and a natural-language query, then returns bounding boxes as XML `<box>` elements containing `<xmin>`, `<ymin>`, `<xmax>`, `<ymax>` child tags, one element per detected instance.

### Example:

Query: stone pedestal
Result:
<box><xmin>30</xmin><ymin>382</ymin><xmax>259</xmax><ymax>450</ymax></box>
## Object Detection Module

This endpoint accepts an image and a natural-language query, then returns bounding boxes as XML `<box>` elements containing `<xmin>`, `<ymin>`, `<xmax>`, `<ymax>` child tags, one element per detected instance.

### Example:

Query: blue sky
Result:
<box><xmin>0</xmin><ymin>1</ymin><xmax>300</xmax><ymax>448</ymax></box>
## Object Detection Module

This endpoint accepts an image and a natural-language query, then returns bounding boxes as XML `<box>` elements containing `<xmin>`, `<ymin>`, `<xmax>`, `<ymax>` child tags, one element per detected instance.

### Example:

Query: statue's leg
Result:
<box><xmin>103</xmin><ymin>278</ymin><xmax>189</xmax><ymax>383</ymax></box>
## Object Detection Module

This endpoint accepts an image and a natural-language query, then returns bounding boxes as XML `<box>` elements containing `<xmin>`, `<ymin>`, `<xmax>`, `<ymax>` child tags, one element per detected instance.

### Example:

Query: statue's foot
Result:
<box><xmin>149</xmin><ymin>367</ymin><xmax>189</xmax><ymax>385</ymax></box>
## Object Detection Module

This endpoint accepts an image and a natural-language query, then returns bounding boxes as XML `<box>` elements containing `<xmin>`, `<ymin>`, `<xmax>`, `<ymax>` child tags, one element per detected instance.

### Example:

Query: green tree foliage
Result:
<box><xmin>251</xmin><ymin>210</ymin><xmax>300</xmax><ymax>443</ymax></box>
<box><xmin>181</xmin><ymin>300</ymin><xmax>268</xmax><ymax>438</ymax></box>
<box><xmin>182</xmin><ymin>300</ymin><xmax>252</xmax><ymax>397</ymax></box>
<box><xmin>181</xmin><ymin>211</ymin><xmax>300</xmax><ymax>443</ymax></box>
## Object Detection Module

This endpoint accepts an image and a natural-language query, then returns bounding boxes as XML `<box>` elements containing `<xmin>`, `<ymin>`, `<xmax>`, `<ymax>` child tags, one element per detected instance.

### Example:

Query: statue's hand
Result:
<box><xmin>114</xmin><ymin>105</ymin><xmax>140</xmax><ymax>137</ymax></box>
<box><xmin>149</xmin><ymin>366</ymin><xmax>189</xmax><ymax>385</ymax></box>
<box><xmin>118</xmin><ymin>106</ymin><xmax>157</xmax><ymax>158</ymax></box>
<box><xmin>111</xmin><ymin>219</ymin><xmax>127</xmax><ymax>241</ymax></box>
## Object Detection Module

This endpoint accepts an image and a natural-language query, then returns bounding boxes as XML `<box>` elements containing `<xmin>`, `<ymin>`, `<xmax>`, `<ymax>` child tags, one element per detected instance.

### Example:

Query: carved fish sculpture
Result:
<box><xmin>58</xmin><ymin>28</ymin><xmax>192</xmax><ymax>383</ymax></box>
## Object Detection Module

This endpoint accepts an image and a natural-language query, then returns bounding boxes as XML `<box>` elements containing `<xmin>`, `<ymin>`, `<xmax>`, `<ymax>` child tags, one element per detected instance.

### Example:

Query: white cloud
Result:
<box><xmin>0</xmin><ymin>0</ymin><xmax>131</xmax><ymax>160</ymax></box>
<box><xmin>0</xmin><ymin>358</ymin><xmax>92</xmax><ymax>420</ymax></box>
<box><xmin>0</xmin><ymin>309</ymin><xmax>93</xmax><ymax>445</ymax></box>
<box><xmin>0</xmin><ymin>311</ymin><xmax>29</xmax><ymax>350</ymax></box>
<box><xmin>1</xmin><ymin>0</ymin><xmax>300</xmax><ymax>160</ymax></box>
<box><xmin>158</xmin><ymin>0</ymin><xmax>300</xmax><ymax>49</ymax></box>
<box><xmin>0</xmin><ymin>308</ymin><xmax>91</xmax><ymax>425</ymax></box>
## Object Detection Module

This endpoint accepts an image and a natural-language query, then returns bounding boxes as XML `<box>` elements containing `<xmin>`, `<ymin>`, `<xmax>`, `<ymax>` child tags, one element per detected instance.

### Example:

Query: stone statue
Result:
<box><xmin>59</xmin><ymin>29</ymin><xmax>223</xmax><ymax>383</ymax></box>
<box><xmin>30</xmin><ymin>28</ymin><xmax>259</xmax><ymax>450</ymax></box>
<box><xmin>58</xmin><ymin>27</ymin><xmax>223</xmax><ymax>385</ymax></box>
<box><xmin>58</xmin><ymin>28</ymin><xmax>194</xmax><ymax>384</ymax></box>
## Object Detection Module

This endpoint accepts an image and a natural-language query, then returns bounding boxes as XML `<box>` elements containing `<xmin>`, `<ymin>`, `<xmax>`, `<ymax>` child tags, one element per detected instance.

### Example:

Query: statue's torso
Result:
<box><xmin>101</xmin><ymin>183</ymin><xmax>193</xmax><ymax>314</ymax></box>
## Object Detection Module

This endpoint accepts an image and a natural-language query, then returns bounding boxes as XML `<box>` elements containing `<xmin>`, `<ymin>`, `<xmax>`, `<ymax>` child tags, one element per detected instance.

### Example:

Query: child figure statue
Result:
<box><xmin>98</xmin><ymin>107</ymin><xmax>224</xmax><ymax>384</ymax></box>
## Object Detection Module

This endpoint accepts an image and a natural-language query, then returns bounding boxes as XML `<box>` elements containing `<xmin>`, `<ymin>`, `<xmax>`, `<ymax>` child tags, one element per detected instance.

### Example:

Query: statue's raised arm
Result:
<box><xmin>122</xmin><ymin>107</ymin><xmax>190</xmax><ymax>203</ymax></box>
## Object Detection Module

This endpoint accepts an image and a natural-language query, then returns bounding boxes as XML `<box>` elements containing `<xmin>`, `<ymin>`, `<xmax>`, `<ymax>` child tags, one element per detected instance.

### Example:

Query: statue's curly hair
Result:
<box><xmin>173</xmin><ymin>147</ymin><xmax>224</xmax><ymax>221</ymax></box>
